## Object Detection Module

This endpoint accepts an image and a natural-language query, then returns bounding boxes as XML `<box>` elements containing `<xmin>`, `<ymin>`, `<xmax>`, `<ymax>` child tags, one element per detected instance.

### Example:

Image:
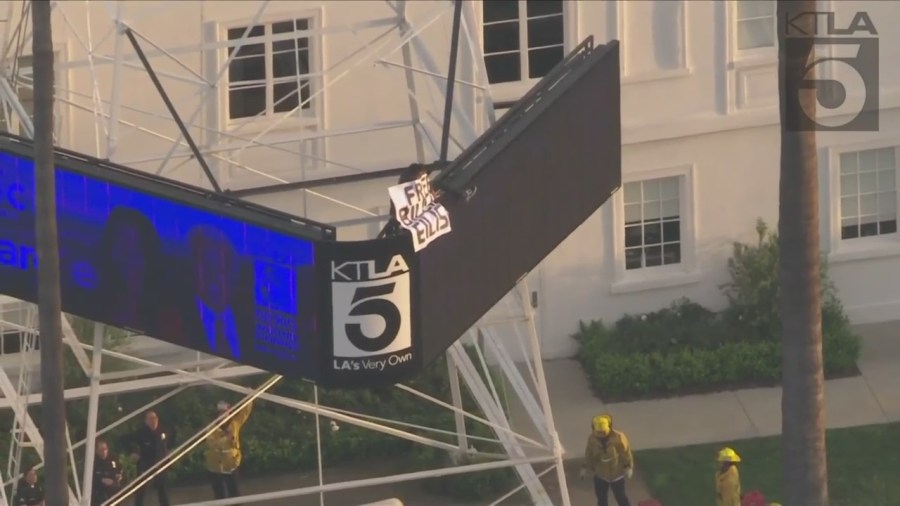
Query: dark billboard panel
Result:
<box><xmin>0</xmin><ymin>136</ymin><xmax>334</xmax><ymax>379</ymax></box>
<box><xmin>419</xmin><ymin>39</ymin><xmax>622</xmax><ymax>361</ymax></box>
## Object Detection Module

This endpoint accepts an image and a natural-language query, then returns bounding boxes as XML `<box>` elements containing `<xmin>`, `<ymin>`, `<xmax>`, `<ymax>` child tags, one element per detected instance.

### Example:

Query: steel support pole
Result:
<box><xmin>400</xmin><ymin>6</ymin><xmax>478</xmax><ymax>146</ymax></box>
<box><xmin>122</xmin><ymin>28</ymin><xmax>222</xmax><ymax>192</ymax></box>
<box><xmin>314</xmin><ymin>386</ymin><xmax>325</xmax><ymax>506</ymax></box>
<box><xmin>106</xmin><ymin>4</ymin><xmax>125</xmax><ymax>160</ymax></box>
<box><xmin>518</xmin><ymin>281</ymin><xmax>571</xmax><ymax>506</ymax></box>
<box><xmin>79</xmin><ymin>323</ymin><xmax>105</xmax><ymax>506</ymax></box>
<box><xmin>449</xmin><ymin>343</ymin><xmax>550</xmax><ymax>504</ymax></box>
<box><xmin>439</xmin><ymin>0</ymin><xmax>463</xmax><ymax>162</ymax></box>
<box><xmin>0</xmin><ymin>77</ymin><xmax>34</xmax><ymax>138</ymax></box>
<box><xmin>446</xmin><ymin>353</ymin><xmax>468</xmax><ymax>453</ymax></box>
<box><xmin>396</xmin><ymin>1</ymin><xmax>426</xmax><ymax>164</ymax></box>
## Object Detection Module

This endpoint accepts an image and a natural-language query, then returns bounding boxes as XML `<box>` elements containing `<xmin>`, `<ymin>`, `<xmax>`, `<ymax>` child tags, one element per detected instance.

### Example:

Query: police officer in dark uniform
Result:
<box><xmin>14</xmin><ymin>465</ymin><xmax>44</xmax><ymax>506</ymax></box>
<box><xmin>92</xmin><ymin>439</ymin><xmax>123</xmax><ymax>506</ymax></box>
<box><xmin>128</xmin><ymin>410</ymin><xmax>175</xmax><ymax>506</ymax></box>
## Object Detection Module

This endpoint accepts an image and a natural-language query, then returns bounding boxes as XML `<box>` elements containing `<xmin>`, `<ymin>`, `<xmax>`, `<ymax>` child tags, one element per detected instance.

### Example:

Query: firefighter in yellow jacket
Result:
<box><xmin>205</xmin><ymin>400</ymin><xmax>252</xmax><ymax>501</ymax></box>
<box><xmin>580</xmin><ymin>414</ymin><xmax>633</xmax><ymax>506</ymax></box>
<box><xmin>716</xmin><ymin>447</ymin><xmax>742</xmax><ymax>506</ymax></box>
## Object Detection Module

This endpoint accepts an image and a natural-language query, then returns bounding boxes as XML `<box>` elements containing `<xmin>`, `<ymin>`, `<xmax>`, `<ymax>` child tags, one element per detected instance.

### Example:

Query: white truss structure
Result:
<box><xmin>0</xmin><ymin>1</ymin><xmax>571</xmax><ymax>504</ymax></box>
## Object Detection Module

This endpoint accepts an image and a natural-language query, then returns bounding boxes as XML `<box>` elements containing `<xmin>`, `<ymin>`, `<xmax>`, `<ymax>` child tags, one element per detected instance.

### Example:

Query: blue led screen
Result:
<box><xmin>0</xmin><ymin>150</ymin><xmax>319</xmax><ymax>375</ymax></box>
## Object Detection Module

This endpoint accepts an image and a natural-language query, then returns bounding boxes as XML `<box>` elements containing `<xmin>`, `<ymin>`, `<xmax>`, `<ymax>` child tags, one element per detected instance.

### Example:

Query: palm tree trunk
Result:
<box><xmin>32</xmin><ymin>1</ymin><xmax>67</xmax><ymax>504</ymax></box>
<box><xmin>777</xmin><ymin>1</ymin><xmax>829</xmax><ymax>505</ymax></box>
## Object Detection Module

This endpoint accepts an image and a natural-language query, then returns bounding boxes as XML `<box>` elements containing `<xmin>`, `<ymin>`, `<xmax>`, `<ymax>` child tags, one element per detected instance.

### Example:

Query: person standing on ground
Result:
<box><xmin>14</xmin><ymin>466</ymin><xmax>45</xmax><ymax>506</ymax></box>
<box><xmin>205</xmin><ymin>400</ymin><xmax>253</xmax><ymax>502</ymax></box>
<box><xmin>715</xmin><ymin>447</ymin><xmax>742</xmax><ymax>506</ymax></box>
<box><xmin>91</xmin><ymin>439</ymin><xmax>123</xmax><ymax>506</ymax></box>
<box><xmin>580</xmin><ymin>414</ymin><xmax>633</xmax><ymax>506</ymax></box>
<box><xmin>129</xmin><ymin>410</ymin><xmax>174</xmax><ymax>506</ymax></box>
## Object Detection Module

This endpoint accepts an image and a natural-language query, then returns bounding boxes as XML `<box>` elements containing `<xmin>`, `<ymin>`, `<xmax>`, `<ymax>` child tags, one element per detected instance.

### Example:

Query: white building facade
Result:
<box><xmin>3</xmin><ymin>0</ymin><xmax>900</xmax><ymax>360</ymax></box>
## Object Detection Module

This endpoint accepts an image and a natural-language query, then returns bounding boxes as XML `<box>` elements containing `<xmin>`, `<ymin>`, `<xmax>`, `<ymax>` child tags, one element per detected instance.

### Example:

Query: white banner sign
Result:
<box><xmin>387</xmin><ymin>173</ymin><xmax>452</xmax><ymax>252</ymax></box>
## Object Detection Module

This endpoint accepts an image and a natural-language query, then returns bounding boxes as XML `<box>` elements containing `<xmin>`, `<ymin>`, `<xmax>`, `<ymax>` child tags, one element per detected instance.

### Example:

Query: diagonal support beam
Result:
<box><xmin>481</xmin><ymin>327</ymin><xmax>552</xmax><ymax>446</ymax></box>
<box><xmin>61</xmin><ymin>315</ymin><xmax>91</xmax><ymax>376</ymax></box>
<box><xmin>122</xmin><ymin>28</ymin><xmax>221</xmax><ymax>192</ymax></box>
<box><xmin>448</xmin><ymin>342</ymin><xmax>552</xmax><ymax>505</ymax></box>
<box><xmin>0</xmin><ymin>368</ymin><xmax>80</xmax><ymax>505</ymax></box>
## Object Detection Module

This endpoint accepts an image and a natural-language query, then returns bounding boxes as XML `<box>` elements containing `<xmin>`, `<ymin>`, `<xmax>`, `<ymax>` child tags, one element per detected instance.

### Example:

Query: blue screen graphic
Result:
<box><xmin>0</xmin><ymin>150</ymin><xmax>317</xmax><ymax>372</ymax></box>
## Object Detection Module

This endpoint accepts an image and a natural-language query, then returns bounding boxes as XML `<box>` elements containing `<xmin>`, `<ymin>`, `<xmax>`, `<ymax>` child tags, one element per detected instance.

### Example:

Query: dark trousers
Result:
<box><xmin>208</xmin><ymin>470</ymin><xmax>241</xmax><ymax>500</ymax></box>
<box><xmin>593</xmin><ymin>476</ymin><xmax>630</xmax><ymax>506</ymax></box>
<box><xmin>133</xmin><ymin>468</ymin><xmax>170</xmax><ymax>506</ymax></box>
<box><xmin>90</xmin><ymin>485</ymin><xmax>119</xmax><ymax>506</ymax></box>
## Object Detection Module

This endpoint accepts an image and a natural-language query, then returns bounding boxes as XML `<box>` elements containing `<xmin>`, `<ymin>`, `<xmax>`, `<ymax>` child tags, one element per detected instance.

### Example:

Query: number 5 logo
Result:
<box><xmin>331</xmin><ymin>274</ymin><xmax>412</xmax><ymax>358</ymax></box>
<box><xmin>346</xmin><ymin>283</ymin><xmax>402</xmax><ymax>352</ymax></box>
<box><xmin>792</xmin><ymin>37</ymin><xmax>879</xmax><ymax>132</ymax></box>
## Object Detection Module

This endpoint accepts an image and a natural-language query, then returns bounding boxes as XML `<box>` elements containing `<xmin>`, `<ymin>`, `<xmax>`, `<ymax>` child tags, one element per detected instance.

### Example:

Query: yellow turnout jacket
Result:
<box><xmin>716</xmin><ymin>464</ymin><xmax>741</xmax><ymax>506</ymax></box>
<box><xmin>204</xmin><ymin>403</ymin><xmax>252</xmax><ymax>474</ymax></box>
<box><xmin>583</xmin><ymin>429</ymin><xmax>633</xmax><ymax>482</ymax></box>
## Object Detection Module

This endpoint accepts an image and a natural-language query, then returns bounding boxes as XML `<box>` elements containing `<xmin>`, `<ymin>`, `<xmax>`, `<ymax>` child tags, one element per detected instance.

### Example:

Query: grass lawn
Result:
<box><xmin>635</xmin><ymin>422</ymin><xmax>900</xmax><ymax>506</ymax></box>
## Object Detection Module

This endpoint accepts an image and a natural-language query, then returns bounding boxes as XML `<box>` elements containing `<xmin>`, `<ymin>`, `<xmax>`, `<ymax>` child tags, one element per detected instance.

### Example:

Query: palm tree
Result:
<box><xmin>32</xmin><ymin>1</ymin><xmax>67</xmax><ymax>504</ymax></box>
<box><xmin>777</xmin><ymin>1</ymin><xmax>829</xmax><ymax>505</ymax></box>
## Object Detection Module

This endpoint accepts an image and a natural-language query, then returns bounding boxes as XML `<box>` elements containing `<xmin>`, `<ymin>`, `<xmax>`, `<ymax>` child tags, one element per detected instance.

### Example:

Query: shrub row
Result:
<box><xmin>579</xmin><ymin>321</ymin><xmax>860</xmax><ymax>400</ymax></box>
<box><xmin>575</xmin><ymin>220</ymin><xmax>863</xmax><ymax>401</ymax></box>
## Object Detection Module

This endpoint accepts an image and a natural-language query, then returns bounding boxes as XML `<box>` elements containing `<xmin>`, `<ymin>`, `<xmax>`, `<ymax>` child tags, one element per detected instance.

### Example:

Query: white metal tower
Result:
<box><xmin>0</xmin><ymin>1</ymin><xmax>572</xmax><ymax>504</ymax></box>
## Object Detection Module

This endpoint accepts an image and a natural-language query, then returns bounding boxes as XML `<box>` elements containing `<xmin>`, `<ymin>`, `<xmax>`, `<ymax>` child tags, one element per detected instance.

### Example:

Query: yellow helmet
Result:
<box><xmin>716</xmin><ymin>447</ymin><xmax>741</xmax><ymax>463</ymax></box>
<box><xmin>591</xmin><ymin>415</ymin><xmax>612</xmax><ymax>436</ymax></box>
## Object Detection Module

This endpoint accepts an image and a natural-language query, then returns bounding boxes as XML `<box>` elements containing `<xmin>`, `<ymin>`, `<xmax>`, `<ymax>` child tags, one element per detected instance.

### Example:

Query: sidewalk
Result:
<box><xmin>541</xmin><ymin>321</ymin><xmax>900</xmax><ymax>455</ymax></box>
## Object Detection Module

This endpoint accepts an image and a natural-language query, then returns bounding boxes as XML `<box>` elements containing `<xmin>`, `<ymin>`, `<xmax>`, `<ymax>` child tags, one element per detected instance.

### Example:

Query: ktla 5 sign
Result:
<box><xmin>784</xmin><ymin>10</ymin><xmax>879</xmax><ymax>132</ymax></box>
<box><xmin>329</xmin><ymin>252</ymin><xmax>414</xmax><ymax>374</ymax></box>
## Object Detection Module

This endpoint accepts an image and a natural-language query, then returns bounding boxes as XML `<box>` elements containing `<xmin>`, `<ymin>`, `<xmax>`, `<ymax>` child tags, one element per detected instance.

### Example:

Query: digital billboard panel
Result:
<box><xmin>0</xmin><ymin>138</ymin><xmax>332</xmax><ymax>379</ymax></box>
<box><xmin>419</xmin><ymin>40</ymin><xmax>622</xmax><ymax>362</ymax></box>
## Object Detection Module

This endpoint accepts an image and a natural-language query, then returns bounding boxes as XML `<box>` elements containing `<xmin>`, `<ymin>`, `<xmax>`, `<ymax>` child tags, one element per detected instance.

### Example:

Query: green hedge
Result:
<box><xmin>576</xmin><ymin>220</ymin><xmax>862</xmax><ymax>401</ymax></box>
<box><xmin>579</xmin><ymin>319</ymin><xmax>859</xmax><ymax>400</ymax></box>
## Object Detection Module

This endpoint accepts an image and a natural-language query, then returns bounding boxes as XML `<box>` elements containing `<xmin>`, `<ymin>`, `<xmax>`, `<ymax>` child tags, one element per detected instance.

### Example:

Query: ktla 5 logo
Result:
<box><xmin>330</xmin><ymin>254</ymin><xmax>411</xmax><ymax>358</ymax></box>
<box><xmin>784</xmin><ymin>10</ymin><xmax>879</xmax><ymax>132</ymax></box>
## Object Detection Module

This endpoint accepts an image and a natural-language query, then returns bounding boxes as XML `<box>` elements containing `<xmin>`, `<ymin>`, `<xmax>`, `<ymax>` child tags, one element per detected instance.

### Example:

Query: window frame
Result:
<box><xmin>727</xmin><ymin>0</ymin><xmax>833</xmax><ymax>65</ymax></box>
<box><xmin>732</xmin><ymin>0</ymin><xmax>777</xmax><ymax>57</ymax></box>
<box><xmin>616</xmin><ymin>0</ymin><xmax>693</xmax><ymax>83</ymax></box>
<box><xmin>216</xmin><ymin>9</ymin><xmax>323</xmax><ymax>133</ymax></box>
<box><xmin>610</xmin><ymin>163</ymin><xmax>699</xmax><ymax>294</ymax></box>
<box><xmin>474</xmin><ymin>0</ymin><xmax>577</xmax><ymax>103</ymax></box>
<box><xmin>826</xmin><ymin>139</ymin><xmax>900</xmax><ymax>263</ymax></box>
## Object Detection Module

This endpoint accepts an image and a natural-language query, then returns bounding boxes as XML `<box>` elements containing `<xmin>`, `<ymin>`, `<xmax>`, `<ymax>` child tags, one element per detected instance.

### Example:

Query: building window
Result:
<box><xmin>623</xmin><ymin>176</ymin><xmax>681</xmax><ymax>270</ymax></box>
<box><xmin>839</xmin><ymin>147</ymin><xmax>897</xmax><ymax>240</ymax></box>
<box><xmin>227</xmin><ymin>18</ymin><xmax>312</xmax><ymax>121</ymax></box>
<box><xmin>736</xmin><ymin>0</ymin><xmax>775</xmax><ymax>50</ymax></box>
<box><xmin>482</xmin><ymin>0</ymin><xmax>565</xmax><ymax>84</ymax></box>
